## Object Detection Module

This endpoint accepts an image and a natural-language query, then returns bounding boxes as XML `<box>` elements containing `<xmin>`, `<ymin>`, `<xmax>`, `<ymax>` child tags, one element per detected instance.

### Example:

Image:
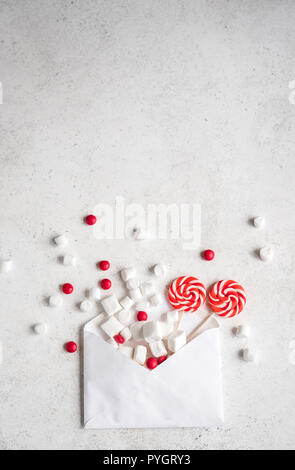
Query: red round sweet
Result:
<box><xmin>137</xmin><ymin>311</ymin><xmax>148</xmax><ymax>321</ymax></box>
<box><xmin>65</xmin><ymin>341</ymin><xmax>77</xmax><ymax>353</ymax></box>
<box><xmin>100</xmin><ymin>278</ymin><xmax>112</xmax><ymax>290</ymax></box>
<box><xmin>62</xmin><ymin>283</ymin><xmax>74</xmax><ymax>294</ymax></box>
<box><xmin>146</xmin><ymin>357</ymin><xmax>158</xmax><ymax>370</ymax></box>
<box><xmin>157</xmin><ymin>355</ymin><xmax>167</xmax><ymax>365</ymax></box>
<box><xmin>203</xmin><ymin>249</ymin><xmax>215</xmax><ymax>261</ymax></box>
<box><xmin>98</xmin><ymin>260</ymin><xmax>110</xmax><ymax>271</ymax></box>
<box><xmin>114</xmin><ymin>334</ymin><xmax>125</xmax><ymax>344</ymax></box>
<box><xmin>85</xmin><ymin>214</ymin><xmax>97</xmax><ymax>226</ymax></box>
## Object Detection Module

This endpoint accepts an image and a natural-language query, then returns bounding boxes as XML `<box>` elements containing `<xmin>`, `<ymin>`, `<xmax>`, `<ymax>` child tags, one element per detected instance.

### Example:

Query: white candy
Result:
<box><xmin>130</xmin><ymin>322</ymin><xmax>145</xmax><ymax>341</ymax></box>
<box><xmin>253</xmin><ymin>216</ymin><xmax>265</xmax><ymax>229</ymax></box>
<box><xmin>88</xmin><ymin>287</ymin><xmax>101</xmax><ymax>300</ymax></box>
<box><xmin>159</xmin><ymin>321</ymin><xmax>174</xmax><ymax>338</ymax></box>
<box><xmin>33</xmin><ymin>323</ymin><xmax>48</xmax><ymax>335</ymax></box>
<box><xmin>0</xmin><ymin>258</ymin><xmax>13</xmax><ymax>273</ymax></box>
<box><xmin>143</xmin><ymin>321</ymin><xmax>163</xmax><ymax>343</ymax></box>
<box><xmin>48</xmin><ymin>295</ymin><xmax>63</xmax><ymax>308</ymax></box>
<box><xmin>80</xmin><ymin>299</ymin><xmax>92</xmax><ymax>312</ymax></box>
<box><xmin>62</xmin><ymin>254</ymin><xmax>76</xmax><ymax>266</ymax></box>
<box><xmin>150</xmin><ymin>294</ymin><xmax>162</xmax><ymax>306</ymax></box>
<box><xmin>117</xmin><ymin>309</ymin><xmax>132</xmax><ymax>326</ymax></box>
<box><xmin>165</xmin><ymin>310</ymin><xmax>178</xmax><ymax>323</ymax></box>
<box><xmin>126</xmin><ymin>278</ymin><xmax>140</xmax><ymax>289</ymax></box>
<box><xmin>120</xmin><ymin>296</ymin><xmax>134</xmax><ymax>311</ymax></box>
<box><xmin>101</xmin><ymin>295</ymin><xmax>122</xmax><ymax>316</ymax></box>
<box><xmin>120</xmin><ymin>327</ymin><xmax>132</xmax><ymax>342</ymax></box>
<box><xmin>101</xmin><ymin>316</ymin><xmax>124</xmax><ymax>337</ymax></box>
<box><xmin>167</xmin><ymin>330</ymin><xmax>186</xmax><ymax>353</ymax></box>
<box><xmin>140</xmin><ymin>280</ymin><xmax>156</xmax><ymax>297</ymax></box>
<box><xmin>107</xmin><ymin>337</ymin><xmax>119</xmax><ymax>349</ymax></box>
<box><xmin>134</xmin><ymin>345</ymin><xmax>147</xmax><ymax>365</ymax></box>
<box><xmin>121</xmin><ymin>267</ymin><xmax>136</xmax><ymax>282</ymax></box>
<box><xmin>153</xmin><ymin>264</ymin><xmax>166</xmax><ymax>277</ymax></box>
<box><xmin>242</xmin><ymin>348</ymin><xmax>256</xmax><ymax>362</ymax></box>
<box><xmin>119</xmin><ymin>345</ymin><xmax>133</xmax><ymax>358</ymax></box>
<box><xmin>129</xmin><ymin>288</ymin><xmax>142</xmax><ymax>301</ymax></box>
<box><xmin>150</xmin><ymin>341</ymin><xmax>167</xmax><ymax>357</ymax></box>
<box><xmin>235</xmin><ymin>325</ymin><xmax>250</xmax><ymax>338</ymax></box>
<box><xmin>259</xmin><ymin>246</ymin><xmax>273</xmax><ymax>262</ymax></box>
<box><xmin>53</xmin><ymin>234</ymin><xmax>68</xmax><ymax>247</ymax></box>
<box><xmin>132</xmin><ymin>227</ymin><xmax>149</xmax><ymax>240</ymax></box>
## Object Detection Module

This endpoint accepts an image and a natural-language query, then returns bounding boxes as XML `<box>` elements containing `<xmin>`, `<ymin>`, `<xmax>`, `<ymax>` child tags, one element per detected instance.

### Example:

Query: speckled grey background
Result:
<box><xmin>1</xmin><ymin>0</ymin><xmax>295</xmax><ymax>450</ymax></box>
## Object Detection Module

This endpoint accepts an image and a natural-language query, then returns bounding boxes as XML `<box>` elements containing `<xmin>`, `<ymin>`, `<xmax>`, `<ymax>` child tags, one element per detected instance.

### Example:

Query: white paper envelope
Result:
<box><xmin>83</xmin><ymin>316</ymin><xmax>224</xmax><ymax>428</ymax></box>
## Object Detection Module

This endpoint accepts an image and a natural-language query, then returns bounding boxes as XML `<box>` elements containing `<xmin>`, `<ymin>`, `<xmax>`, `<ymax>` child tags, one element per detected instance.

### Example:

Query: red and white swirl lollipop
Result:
<box><xmin>168</xmin><ymin>276</ymin><xmax>206</xmax><ymax>313</ymax></box>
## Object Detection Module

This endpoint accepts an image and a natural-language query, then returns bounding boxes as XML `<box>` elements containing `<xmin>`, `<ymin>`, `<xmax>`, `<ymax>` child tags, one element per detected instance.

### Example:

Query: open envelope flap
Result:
<box><xmin>84</xmin><ymin>319</ymin><xmax>224</xmax><ymax>429</ymax></box>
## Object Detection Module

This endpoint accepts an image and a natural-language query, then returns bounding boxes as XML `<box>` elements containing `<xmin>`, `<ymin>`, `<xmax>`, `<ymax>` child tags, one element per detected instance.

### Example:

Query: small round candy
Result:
<box><xmin>113</xmin><ymin>334</ymin><xmax>125</xmax><ymax>344</ymax></box>
<box><xmin>157</xmin><ymin>355</ymin><xmax>167</xmax><ymax>365</ymax></box>
<box><xmin>65</xmin><ymin>341</ymin><xmax>77</xmax><ymax>353</ymax></box>
<box><xmin>137</xmin><ymin>311</ymin><xmax>148</xmax><ymax>321</ymax></box>
<box><xmin>146</xmin><ymin>357</ymin><xmax>158</xmax><ymax>370</ymax></box>
<box><xmin>98</xmin><ymin>260</ymin><xmax>110</xmax><ymax>271</ymax></box>
<box><xmin>62</xmin><ymin>283</ymin><xmax>74</xmax><ymax>294</ymax></box>
<box><xmin>85</xmin><ymin>214</ymin><xmax>97</xmax><ymax>226</ymax></box>
<box><xmin>100</xmin><ymin>279</ymin><xmax>111</xmax><ymax>290</ymax></box>
<box><xmin>203</xmin><ymin>249</ymin><xmax>215</xmax><ymax>261</ymax></box>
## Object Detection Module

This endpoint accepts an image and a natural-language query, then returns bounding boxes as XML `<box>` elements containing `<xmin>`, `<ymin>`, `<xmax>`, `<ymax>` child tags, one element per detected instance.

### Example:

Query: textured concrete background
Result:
<box><xmin>0</xmin><ymin>0</ymin><xmax>295</xmax><ymax>450</ymax></box>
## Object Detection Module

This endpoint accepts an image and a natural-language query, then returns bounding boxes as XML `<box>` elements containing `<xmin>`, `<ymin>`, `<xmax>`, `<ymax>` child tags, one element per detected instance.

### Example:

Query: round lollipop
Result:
<box><xmin>168</xmin><ymin>276</ymin><xmax>206</xmax><ymax>328</ymax></box>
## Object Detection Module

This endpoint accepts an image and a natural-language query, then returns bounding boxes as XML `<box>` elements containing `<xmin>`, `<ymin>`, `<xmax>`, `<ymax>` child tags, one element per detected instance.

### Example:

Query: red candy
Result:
<box><xmin>157</xmin><ymin>355</ymin><xmax>167</xmax><ymax>365</ymax></box>
<box><xmin>101</xmin><ymin>278</ymin><xmax>112</xmax><ymax>290</ymax></box>
<box><xmin>146</xmin><ymin>357</ymin><xmax>158</xmax><ymax>370</ymax></box>
<box><xmin>85</xmin><ymin>214</ymin><xmax>97</xmax><ymax>226</ymax></box>
<box><xmin>65</xmin><ymin>341</ymin><xmax>77</xmax><ymax>353</ymax></box>
<box><xmin>137</xmin><ymin>311</ymin><xmax>148</xmax><ymax>321</ymax></box>
<box><xmin>98</xmin><ymin>260</ymin><xmax>110</xmax><ymax>271</ymax></box>
<box><xmin>62</xmin><ymin>283</ymin><xmax>74</xmax><ymax>294</ymax></box>
<box><xmin>203</xmin><ymin>249</ymin><xmax>215</xmax><ymax>261</ymax></box>
<box><xmin>114</xmin><ymin>334</ymin><xmax>125</xmax><ymax>344</ymax></box>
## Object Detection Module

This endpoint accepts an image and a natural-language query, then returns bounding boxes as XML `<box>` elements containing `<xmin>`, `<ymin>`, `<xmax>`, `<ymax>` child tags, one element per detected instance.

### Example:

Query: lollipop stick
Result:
<box><xmin>187</xmin><ymin>312</ymin><xmax>214</xmax><ymax>343</ymax></box>
<box><xmin>175</xmin><ymin>311</ymin><xmax>184</xmax><ymax>330</ymax></box>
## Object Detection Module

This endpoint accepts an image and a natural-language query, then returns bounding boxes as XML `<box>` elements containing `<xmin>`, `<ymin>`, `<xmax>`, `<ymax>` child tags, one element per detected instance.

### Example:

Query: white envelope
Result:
<box><xmin>83</xmin><ymin>316</ymin><xmax>224</xmax><ymax>428</ymax></box>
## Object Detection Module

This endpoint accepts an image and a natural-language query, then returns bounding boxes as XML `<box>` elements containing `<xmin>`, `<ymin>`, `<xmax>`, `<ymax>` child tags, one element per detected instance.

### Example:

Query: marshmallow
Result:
<box><xmin>48</xmin><ymin>295</ymin><xmax>63</xmax><ymax>308</ymax></box>
<box><xmin>165</xmin><ymin>310</ymin><xmax>178</xmax><ymax>323</ymax></box>
<box><xmin>120</xmin><ymin>296</ymin><xmax>134</xmax><ymax>311</ymax></box>
<box><xmin>242</xmin><ymin>348</ymin><xmax>256</xmax><ymax>362</ymax></box>
<box><xmin>140</xmin><ymin>280</ymin><xmax>156</xmax><ymax>298</ymax></box>
<box><xmin>159</xmin><ymin>321</ymin><xmax>174</xmax><ymax>338</ymax></box>
<box><xmin>143</xmin><ymin>321</ymin><xmax>163</xmax><ymax>343</ymax></box>
<box><xmin>130</xmin><ymin>322</ymin><xmax>145</xmax><ymax>341</ymax></box>
<box><xmin>80</xmin><ymin>300</ymin><xmax>92</xmax><ymax>312</ymax></box>
<box><xmin>153</xmin><ymin>264</ymin><xmax>166</xmax><ymax>277</ymax></box>
<box><xmin>235</xmin><ymin>325</ymin><xmax>250</xmax><ymax>338</ymax></box>
<box><xmin>129</xmin><ymin>288</ymin><xmax>142</xmax><ymax>301</ymax></box>
<box><xmin>53</xmin><ymin>234</ymin><xmax>68</xmax><ymax>247</ymax></box>
<box><xmin>119</xmin><ymin>345</ymin><xmax>133</xmax><ymax>358</ymax></box>
<box><xmin>150</xmin><ymin>341</ymin><xmax>167</xmax><ymax>357</ymax></box>
<box><xmin>33</xmin><ymin>323</ymin><xmax>48</xmax><ymax>335</ymax></box>
<box><xmin>134</xmin><ymin>345</ymin><xmax>147</xmax><ymax>365</ymax></box>
<box><xmin>132</xmin><ymin>227</ymin><xmax>149</xmax><ymax>240</ymax></box>
<box><xmin>259</xmin><ymin>246</ymin><xmax>273</xmax><ymax>262</ymax></box>
<box><xmin>120</xmin><ymin>327</ymin><xmax>132</xmax><ymax>342</ymax></box>
<box><xmin>167</xmin><ymin>330</ymin><xmax>186</xmax><ymax>353</ymax></box>
<box><xmin>126</xmin><ymin>278</ymin><xmax>140</xmax><ymax>289</ymax></box>
<box><xmin>107</xmin><ymin>337</ymin><xmax>118</xmax><ymax>349</ymax></box>
<box><xmin>121</xmin><ymin>267</ymin><xmax>136</xmax><ymax>282</ymax></box>
<box><xmin>117</xmin><ymin>309</ymin><xmax>132</xmax><ymax>326</ymax></box>
<box><xmin>150</xmin><ymin>294</ymin><xmax>162</xmax><ymax>307</ymax></box>
<box><xmin>0</xmin><ymin>258</ymin><xmax>13</xmax><ymax>273</ymax></box>
<box><xmin>88</xmin><ymin>287</ymin><xmax>101</xmax><ymax>300</ymax></box>
<box><xmin>135</xmin><ymin>300</ymin><xmax>150</xmax><ymax>311</ymax></box>
<box><xmin>62</xmin><ymin>254</ymin><xmax>76</xmax><ymax>266</ymax></box>
<box><xmin>253</xmin><ymin>216</ymin><xmax>265</xmax><ymax>229</ymax></box>
<box><xmin>101</xmin><ymin>316</ymin><xmax>124</xmax><ymax>337</ymax></box>
<box><xmin>101</xmin><ymin>295</ymin><xmax>122</xmax><ymax>316</ymax></box>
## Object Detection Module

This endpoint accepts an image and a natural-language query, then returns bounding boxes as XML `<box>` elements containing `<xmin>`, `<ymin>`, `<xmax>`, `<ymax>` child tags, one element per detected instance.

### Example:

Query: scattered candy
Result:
<box><xmin>53</xmin><ymin>234</ymin><xmax>68</xmax><ymax>247</ymax></box>
<box><xmin>146</xmin><ymin>357</ymin><xmax>158</xmax><ymax>370</ymax></box>
<box><xmin>48</xmin><ymin>294</ymin><xmax>63</xmax><ymax>308</ymax></box>
<box><xmin>134</xmin><ymin>345</ymin><xmax>147</xmax><ymax>365</ymax></box>
<box><xmin>119</xmin><ymin>345</ymin><xmax>133</xmax><ymax>358</ymax></box>
<box><xmin>88</xmin><ymin>287</ymin><xmax>101</xmax><ymax>300</ymax></box>
<box><xmin>167</xmin><ymin>330</ymin><xmax>186</xmax><ymax>353</ymax></box>
<box><xmin>130</xmin><ymin>322</ymin><xmax>145</xmax><ymax>341</ymax></box>
<box><xmin>143</xmin><ymin>321</ymin><xmax>163</xmax><ymax>343</ymax></box>
<box><xmin>157</xmin><ymin>355</ymin><xmax>167</xmax><ymax>365</ymax></box>
<box><xmin>153</xmin><ymin>263</ymin><xmax>166</xmax><ymax>277</ymax></box>
<box><xmin>62</xmin><ymin>283</ymin><xmax>74</xmax><ymax>294</ymax></box>
<box><xmin>128</xmin><ymin>288</ymin><xmax>142</xmax><ymax>302</ymax></box>
<box><xmin>259</xmin><ymin>246</ymin><xmax>273</xmax><ymax>262</ymax></box>
<box><xmin>62</xmin><ymin>254</ymin><xmax>76</xmax><ymax>266</ymax></box>
<box><xmin>100</xmin><ymin>278</ymin><xmax>112</xmax><ymax>290</ymax></box>
<box><xmin>209</xmin><ymin>280</ymin><xmax>246</xmax><ymax>318</ymax></box>
<box><xmin>150</xmin><ymin>340</ymin><xmax>167</xmax><ymax>357</ymax></box>
<box><xmin>253</xmin><ymin>216</ymin><xmax>265</xmax><ymax>229</ymax></box>
<box><xmin>117</xmin><ymin>309</ymin><xmax>131</xmax><ymax>326</ymax></box>
<box><xmin>114</xmin><ymin>334</ymin><xmax>125</xmax><ymax>344</ymax></box>
<box><xmin>107</xmin><ymin>337</ymin><xmax>118</xmax><ymax>349</ymax></box>
<box><xmin>80</xmin><ymin>299</ymin><xmax>92</xmax><ymax>312</ymax></box>
<box><xmin>101</xmin><ymin>316</ymin><xmax>124</xmax><ymax>337</ymax></box>
<box><xmin>168</xmin><ymin>276</ymin><xmax>206</xmax><ymax>313</ymax></box>
<box><xmin>150</xmin><ymin>293</ymin><xmax>162</xmax><ymax>307</ymax></box>
<box><xmin>65</xmin><ymin>341</ymin><xmax>77</xmax><ymax>353</ymax></box>
<box><xmin>242</xmin><ymin>348</ymin><xmax>256</xmax><ymax>362</ymax></box>
<box><xmin>203</xmin><ymin>249</ymin><xmax>215</xmax><ymax>261</ymax></box>
<box><xmin>121</xmin><ymin>267</ymin><xmax>136</xmax><ymax>282</ymax></box>
<box><xmin>120</xmin><ymin>296</ymin><xmax>134</xmax><ymax>311</ymax></box>
<box><xmin>120</xmin><ymin>327</ymin><xmax>132</xmax><ymax>342</ymax></box>
<box><xmin>140</xmin><ymin>280</ymin><xmax>156</xmax><ymax>297</ymax></box>
<box><xmin>165</xmin><ymin>310</ymin><xmax>178</xmax><ymax>323</ymax></box>
<box><xmin>98</xmin><ymin>260</ymin><xmax>110</xmax><ymax>271</ymax></box>
<box><xmin>85</xmin><ymin>214</ymin><xmax>97</xmax><ymax>225</ymax></box>
<box><xmin>0</xmin><ymin>258</ymin><xmax>13</xmax><ymax>273</ymax></box>
<box><xmin>235</xmin><ymin>325</ymin><xmax>250</xmax><ymax>338</ymax></box>
<box><xmin>137</xmin><ymin>311</ymin><xmax>148</xmax><ymax>321</ymax></box>
<box><xmin>33</xmin><ymin>323</ymin><xmax>48</xmax><ymax>335</ymax></box>
<box><xmin>126</xmin><ymin>278</ymin><xmax>140</xmax><ymax>289</ymax></box>
<box><xmin>101</xmin><ymin>295</ymin><xmax>122</xmax><ymax>316</ymax></box>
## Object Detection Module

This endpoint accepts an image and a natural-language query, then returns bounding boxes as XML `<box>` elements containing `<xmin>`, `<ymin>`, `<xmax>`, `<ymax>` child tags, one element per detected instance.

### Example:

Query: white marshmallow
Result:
<box><xmin>62</xmin><ymin>254</ymin><xmax>76</xmax><ymax>266</ymax></box>
<box><xmin>130</xmin><ymin>322</ymin><xmax>145</xmax><ymax>341</ymax></box>
<box><xmin>129</xmin><ymin>288</ymin><xmax>142</xmax><ymax>301</ymax></box>
<box><xmin>117</xmin><ymin>309</ymin><xmax>132</xmax><ymax>326</ymax></box>
<box><xmin>235</xmin><ymin>325</ymin><xmax>250</xmax><ymax>338</ymax></box>
<box><xmin>53</xmin><ymin>234</ymin><xmax>68</xmax><ymax>247</ymax></box>
<box><xmin>165</xmin><ymin>310</ymin><xmax>178</xmax><ymax>323</ymax></box>
<box><xmin>153</xmin><ymin>263</ymin><xmax>166</xmax><ymax>277</ymax></box>
<box><xmin>150</xmin><ymin>293</ymin><xmax>162</xmax><ymax>306</ymax></box>
<box><xmin>48</xmin><ymin>295</ymin><xmax>63</xmax><ymax>308</ymax></box>
<box><xmin>121</xmin><ymin>267</ymin><xmax>136</xmax><ymax>282</ymax></box>
<box><xmin>120</xmin><ymin>327</ymin><xmax>132</xmax><ymax>342</ymax></box>
<box><xmin>135</xmin><ymin>300</ymin><xmax>150</xmax><ymax>311</ymax></box>
<box><xmin>167</xmin><ymin>330</ymin><xmax>186</xmax><ymax>353</ymax></box>
<box><xmin>126</xmin><ymin>278</ymin><xmax>140</xmax><ymax>289</ymax></box>
<box><xmin>150</xmin><ymin>341</ymin><xmax>167</xmax><ymax>357</ymax></box>
<box><xmin>159</xmin><ymin>321</ymin><xmax>174</xmax><ymax>338</ymax></box>
<box><xmin>101</xmin><ymin>316</ymin><xmax>124</xmax><ymax>337</ymax></box>
<box><xmin>80</xmin><ymin>299</ymin><xmax>92</xmax><ymax>312</ymax></box>
<box><xmin>242</xmin><ymin>348</ymin><xmax>256</xmax><ymax>362</ymax></box>
<box><xmin>0</xmin><ymin>258</ymin><xmax>13</xmax><ymax>273</ymax></box>
<box><xmin>88</xmin><ymin>287</ymin><xmax>101</xmax><ymax>300</ymax></box>
<box><xmin>253</xmin><ymin>216</ymin><xmax>265</xmax><ymax>229</ymax></box>
<box><xmin>120</xmin><ymin>296</ymin><xmax>134</xmax><ymax>311</ymax></box>
<box><xmin>140</xmin><ymin>280</ymin><xmax>156</xmax><ymax>297</ymax></box>
<box><xmin>132</xmin><ymin>227</ymin><xmax>149</xmax><ymax>240</ymax></box>
<box><xmin>259</xmin><ymin>246</ymin><xmax>273</xmax><ymax>262</ymax></box>
<box><xmin>143</xmin><ymin>321</ymin><xmax>163</xmax><ymax>343</ymax></box>
<box><xmin>33</xmin><ymin>323</ymin><xmax>48</xmax><ymax>335</ymax></box>
<box><xmin>101</xmin><ymin>295</ymin><xmax>122</xmax><ymax>316</ymax></box>
<box><xmin>134</xmin><ymin>345</ymin><xmax>147</xmax><ymax>365</ymax></box>
<box><xmin>119</xmin><ymin>345</ymin><xmax>133</xmax><ymax>358</ymax></box>
<box><xmin>107</xmin><ymin>337</ymin><xmax>118</xmax><ymax>349</ymax></box>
